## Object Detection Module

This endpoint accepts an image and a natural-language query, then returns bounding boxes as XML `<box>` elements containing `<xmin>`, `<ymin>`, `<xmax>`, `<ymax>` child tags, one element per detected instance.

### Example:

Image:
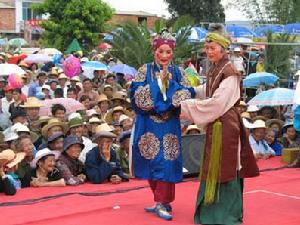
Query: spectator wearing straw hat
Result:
<box><xmin>102</xmin><ymin>85</ymin><xmax>114</xmax><ymax>100</ymax></box>
<box><xmin>21</xmin><ymin>97</ymin><xmax>43</xmax><ymax>133</ymax></box>
<box><xmin>57</xmin><ymin>73</ymin><xmax>69</xmax><ymax>97</ymax></box>
<box><xmin>56</xmin><ymin>135</ymin><xmax>86</xmax><ymax>186</ymax></box>
<box><xmin>30</xmin><ymin>148</ymin><xmax>65</xmax><ymax>187</ymax></box>
<box><xmin>68</xmin><ymin>76</ymin><xmax>81</xmax><ymax>95</ymax></box>
<box><xmin>111</xmin><ymin>91</ymin><xmax>127</xmax><ymax>108</ymax></box>
<box><xmin>96</xmin><ymin>94</ymin><xmax>110</xmax><ymax>120</ymax></box>
<box><xmin>119</xmin><ymin>114</ymin><xmax>133</xmax><ymax>131</ymax></box>
<box><xmin>41</xmin><ymin>118</ymin><xmax>69</xmax><ymax>142</ymax></box>
<box><xmin>247</xmin><ymin>105</ymin><xmax>259</xmax><ymax>119</ymax></box>
<box><xmin>85</xmin><ymin>124</ymin><xmax>128</xmax><ymax>184</ymax></box>
<box><xmin>104</xmin><ymin>106</ymin><xmax>131</xmax><ymax>125</ymax></box>
<box><xmin>0</xmin><ymin>149</ymin><xmax>26</xmax><ymax>195</ymax></box>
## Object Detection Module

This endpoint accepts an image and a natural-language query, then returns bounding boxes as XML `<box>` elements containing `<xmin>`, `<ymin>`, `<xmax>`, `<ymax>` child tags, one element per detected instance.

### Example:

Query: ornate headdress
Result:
<box><xmin>152</xmin><ymin>29</ymin><xmax>176</xmax><ymax>50</ymax></box>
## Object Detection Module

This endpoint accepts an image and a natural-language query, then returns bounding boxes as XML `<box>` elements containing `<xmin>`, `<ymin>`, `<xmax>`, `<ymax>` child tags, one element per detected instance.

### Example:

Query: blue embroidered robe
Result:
<box><xmin>130</xmin><ymin>63</ymin><xmax>195</xmax><ymax>183</ymax></box>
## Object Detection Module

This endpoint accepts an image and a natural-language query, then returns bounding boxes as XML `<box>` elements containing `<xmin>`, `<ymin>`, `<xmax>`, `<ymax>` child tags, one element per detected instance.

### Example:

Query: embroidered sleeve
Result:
<box><xmin>134</xmin><ymin>64</ymin><xmax>147</xmax><ymax>82</ymax></box>
<box><xmin>172</xmin><ymin>89</ymin><xmax>192</xmax><ymax>107</ymax></box>
<box><xmin>134</xmin><ymin>84</ymin><xmax>154</xmax><ymax>111</ymax></box>
<box><xmin>179</xmin><ymin>67</ymin><xmax>192</xmax><ymax>87</ymax></box>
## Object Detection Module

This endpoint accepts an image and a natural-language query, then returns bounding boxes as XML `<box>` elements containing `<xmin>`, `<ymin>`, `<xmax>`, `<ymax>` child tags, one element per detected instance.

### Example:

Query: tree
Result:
<box><xmin>227</xmin><ymin>0</ymin><xmax>300</xmax><ymax>24</ymax></box>
<box><xmin>32</xmin><ymin>0</ymin><xmax>113</xmax><ymax>51</ymax></box>
<box><xmin>109</xmin><ymin>17</ymin><xmax>194</xmax><ymax>69</ymax></box>
<box><xmin>164</xmin><ymin>0</ymin><xmax>225</xmax><ymax>23</ymax></box>
<box><xmin>265</xmin><ymin>33</ymin><xmax>296</xmax><ymax>79</ymax></box>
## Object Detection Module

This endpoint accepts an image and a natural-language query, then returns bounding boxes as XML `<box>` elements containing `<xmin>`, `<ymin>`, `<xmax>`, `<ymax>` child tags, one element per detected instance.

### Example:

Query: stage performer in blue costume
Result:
<box><xmin>130</xmin><ymin>30</ymin><xmax>195</xmax><ymax>221</ymax></box>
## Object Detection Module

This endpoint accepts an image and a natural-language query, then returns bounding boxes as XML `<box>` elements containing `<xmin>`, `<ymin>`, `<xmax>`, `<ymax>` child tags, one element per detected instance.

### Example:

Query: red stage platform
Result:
<box><xmin>1</xmin><ymin>157</ymin><xmax>299</xmax><ymax>225</ymax></box>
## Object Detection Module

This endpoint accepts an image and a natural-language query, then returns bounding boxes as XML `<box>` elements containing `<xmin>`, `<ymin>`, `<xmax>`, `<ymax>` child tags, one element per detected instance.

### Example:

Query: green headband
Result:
<box><xmin>205</xmin><ymin>32</ymin><xmax>231</xmax><ymax>49</ymax></box>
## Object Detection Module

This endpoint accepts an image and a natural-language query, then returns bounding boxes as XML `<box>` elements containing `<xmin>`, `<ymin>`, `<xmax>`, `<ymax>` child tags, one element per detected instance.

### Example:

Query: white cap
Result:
<box><xmin>11</xmin><ymin>123</ymin><xmax>30</xmax><ymax>133</ymax></box>
<box><xmin>81</xmin><ymin>57</ymin><xmax>89</xmax><ymax>62</ymax></box>
<box><xmin>234</xmin><ymin>47</ymin><xmax>241</xmax><ymax>52</ymax></box>
<box><xmin>42</xmin><ymin>84</ymin><xmax>51</xmax><ymax>91</ymax></box>
<box><xmin>68</xmin><ymin>112</ymin><xmax>82</xmax><ymax>121</ymax></box>
<box><xmin>86</xmin><ymin>109</ymin><xmax>100</xmax><ymax>118</ymax></box>
<box><xmin>119</xmin><ymin>114</ymin><xmax>130</xmax><ymax>123</ymax></box>
<box><xmin>247</xmin><ymin>105</ymin><xmax>259</xmax><ymax>112</ymax></box>
<box><xmin>4</xmin><ymin>132</ymin><xmax>19</xmax><ymax>142</ymax></box>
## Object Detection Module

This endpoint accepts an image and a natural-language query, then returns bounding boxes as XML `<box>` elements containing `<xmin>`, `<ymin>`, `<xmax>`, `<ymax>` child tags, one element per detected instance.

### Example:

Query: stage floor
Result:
<box><xmin>1</xmin><ymin>157</ymin><xmax>299</xmax><ymax>225</ymax></box>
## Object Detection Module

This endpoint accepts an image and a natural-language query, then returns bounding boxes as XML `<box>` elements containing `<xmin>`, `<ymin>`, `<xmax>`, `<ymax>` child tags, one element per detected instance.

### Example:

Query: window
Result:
<box><xmin>22</xmin><ymin>2</ymin><xmax>42</xmax><ymax>21</ymax></box>
<box><xmin>138</xmin><ymin>17</ymin><xmax>147</xmax><ymax>24</ymax></box>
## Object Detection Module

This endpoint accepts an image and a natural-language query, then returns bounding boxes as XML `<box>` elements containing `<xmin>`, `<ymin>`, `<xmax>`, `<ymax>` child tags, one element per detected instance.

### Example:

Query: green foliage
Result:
<box><xmin>154</xmin><ymin>18</ymin><xmax>167</xmax><ymax>34</ymax></box>
<box><xmin>32</xmin><ymin>0</ymin><xmax>113</xmax><ymax>51</ymax></box>
<box><xmin>109</xmin><ymin>17</ymin><xmax>193</xmax><ymax>69</ymax></box>
<box><xmin>265</xmin><ymin>32</ymin><xmax>296</xmax><ymax>79</ymax></box>
<box><xmin>164</xmin><ymin>0</ymin><xmax>225</xmax><ymax>23</ymax></box>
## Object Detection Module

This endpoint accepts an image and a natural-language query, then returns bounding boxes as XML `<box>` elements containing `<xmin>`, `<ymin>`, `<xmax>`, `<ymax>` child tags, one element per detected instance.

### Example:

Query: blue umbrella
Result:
<box><xmin>284</xmin><ymin>23</ymin><xmax>300</xmax><ymax>35</ymax></box>
<box><xmin>254</xmin><ymin>25</ymin><xmax>284</xmax><ymax>37</ymax></box>
<box><xmin>81</xmin><ymin>61</ymin><xmax>108</xmax><ymax>71</ymax></box>
<box><xmin>243</xmin><ymin>72</ymin><xmax>279</xmax><ymax>87</ymax></box>
<box><xmin>188</xmin><ymin>27</ymin><xmax>207</xmax><ymax>43</ymax></box>
<box><xmin>226</xmin><ymin>25</ymin><xmax>256</xmax><ymax>38</ymax></box>
<box><xmin>103</xmin><ymin>34</ymin><xmax>113</xmax><ymax>41</ymax></box>
<box><xmin>109</xmin><ymin>64</ymin><xmax>137</xmax><ymax>75</ymax></box>
<box><xmin>248</xmin><ymin>88</ymin><xmax>295</xmax><ymax>106</ymax></box>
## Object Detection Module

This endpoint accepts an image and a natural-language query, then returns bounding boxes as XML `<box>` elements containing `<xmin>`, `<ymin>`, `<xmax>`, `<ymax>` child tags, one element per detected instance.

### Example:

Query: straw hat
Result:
<box><xmin>104</xmin><ymin>106</ymin><xmax>131</xmax><ymax>124</ymax></box>
<box><xmin>18</xmin><ymin>60</ymin><xmax>30</xmax><ymax>68</ymax></box>
<box><xmin>186</xmin><ymin>125</ymin><xmax>201</xmax><ymax>134</ymax></box>
<box><xmin>0</xmin><ymin>150</ymin><xmax>26</xmax><ymax>169</ymax></box>
<box><xmin>89</xmin><ymin>117</ymin><xmax>102</xmax><ymax>124</ymax></box>
<box><xmin>21</xmin><ymin>97</ymin><xmax>43</xmax><ymax>108</ymax></box>
<box><xmin>30</xmin><ymin>148</ymin><xmax>60</xmax><ymax>169</ymax></box>
<box><xmin>241</xmin><ymin>112</ymin><xmax>251</xmax><ymax>120</ymax></box>
<box><xmin>247</xmin><ymin>105</ymin><xmax>259</xmax><ymax>112</ymax></box>
<box><xmin>41</xmin><ymin>118</ymin><xmax>69</xmax><ymax>138</ymax></box>
<box><xmin>103</xmin><ymin>84</ymin><xmax>113</xmax><ymax>90</ymax></box>
<box><xmin>93</xmin><ymin>123</ymin><xmax>117</xmax><ymax>141</ymax></box>
<box><xmin>252</xmin><ymin>116</ymin><xmax>267</xmax><ymax>122</ymax></box>
<box><xmin>58</xmin><ymin>73</ymin><xmax>68</xmax><ymax>80</ymax></box>
<box><xmin>96</xmin><ymin>94</ymin><xmax>110</xmax><ymax>104</ymax></box>
<box><xmin>70</xmin><ymin>76</ymin><xmax>80</xmax><ymax>82</ymax></box>
<box><xmin>49</xmin><ymin>67</ymin><xmax>59</xmax><ymax>76</ymax></box>
<box><xmin>11</xmin><ymin>123</ymin><xmax>39</xmax><ymax>143</ymax></box>
<box><xmin>119</xmin><ymin>114</ymin><xmax>130</xmax><ymax>124</ymax></box>
<box><xmin>111</xmin><ymin>92</ymin><xmax>126</xmax><ymax>101</ymax></box>
<box><xmin>86</xmin><ymin>109</ymin><xmax>100</xmax><ymax>118</ymax></box>
<box><xmin>265</xmin><ymin>119</ymin><xmax>284</xmax><ymax>129</ymax></box>
<box><xmin>57</xmin><ymin>68</ymin><xmax>64</xmax><ymax>74</ymax></box>
<box><xmin>239</xmin><ymin>101</ymin><xmax>247</xmax><ymax>107</ymax></box>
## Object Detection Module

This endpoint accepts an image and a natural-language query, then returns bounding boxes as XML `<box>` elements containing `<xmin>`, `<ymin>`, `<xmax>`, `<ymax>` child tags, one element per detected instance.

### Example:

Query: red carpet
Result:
<box><xmin>1</xmin><ymin>157</ymin><xmax>299</xmax><ymax>225</ymax></box>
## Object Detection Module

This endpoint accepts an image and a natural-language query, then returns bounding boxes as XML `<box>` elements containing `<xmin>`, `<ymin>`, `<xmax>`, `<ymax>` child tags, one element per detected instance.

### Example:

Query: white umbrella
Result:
<box><xmin>0</xmin><ymin>64</ymin><xmax>26</xmax><ymax>76</ymax></box>
<box><xmin>24</xmin><ymin>54</ymin><xmax>52</xmax><ymax>64</ymax></box>
<box><xmin>39</xmin><ymin>48</ymin><xmax>62</xmax><ymax>56</ymax></box>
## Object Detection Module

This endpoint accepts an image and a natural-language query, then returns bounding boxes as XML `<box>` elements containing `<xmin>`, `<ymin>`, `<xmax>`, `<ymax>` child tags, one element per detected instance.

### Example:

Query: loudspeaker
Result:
<box><xmin>182</xmin><ymin>134</ymin><xmax>205</xmax><ymax>177</ymax></box>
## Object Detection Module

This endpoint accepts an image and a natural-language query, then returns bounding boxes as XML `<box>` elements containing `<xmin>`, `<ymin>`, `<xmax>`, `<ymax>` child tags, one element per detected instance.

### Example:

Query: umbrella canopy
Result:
<box><xmin>39</xmin><ymin>98</ymin><xmax>85</xmax><ymax>116</ymax></box>
<box><xmin>235</xmin><ymin>37</ymin><xmax>253</xmax><ymax>43</ymax></box>
<box><xmin>226</xmin><ymin>25</ymin><xmax>256</xmax><ymax>38</ymax></box>
<box><xmin>103</xmin><ymin>34</ymin><xmax>113</xmax><ymax>41</ymax></box>
<box><xmin>0</xmin><ymin>38</ymin><xmax>7</xmax><ymax>45</ymax></box>
<box><xmin>0</xmin><ymin>64</ymin><xmax>26</xmax><ymax>76</ymax></box>
<box><xmin>109</xmin><ymin>64</ymin><xmax>137</xmax><ymax>75</ymax></box>
<box><xmin>188</xmin><ymin>27</ymin><xmax>207</xmax><ymax>43</ymax></box>
<box><xmin>98</xmin><ymin>43</ymin><xmax>112</xmax><ymax>50</ymax></box>
<box><xmin>81</xmin><ymin>61</ymin><xmax>108</xmax><ymax>71</ymax></box>
<box><xmin>284</xmin><ymin>23</ymin><xmax>300</xmax><ymax>35</ymax></box>
<box><xmin>248</xmin><ymin>88</ymin><xmax>295</xmax><ymax>106</ymax></box>
<box><xmin>8</xmin><ymin>38</ymin><xmax>28</xmax><ymax>47</ymax></box>
<box><xmin>39</xmin><ymin>48</ymin><xmax>62</xmax><ymax>56</ymax></box>
<box><xmin>254</xmin><ymin>25</ymin><xmax>284</xmax><ymax>37</ymax></box>
<box><xmin>243</xmin><ymin>72</ymin><xmax>279</xmax><ymax>88</ymax></box>
<box><xmin>7</xmin><ymin>54</ymin><xmax>27</xmax><ymax>64</ymax></box>
<box><xmin>65</xmin><ymin>39</ymin><xmax>82</xmax><ymax>54</ymax></box>
<box><xmin>24</xmin><ymin>54</ymin><xmax>52</xmax><ymax>64</ymax></box>
<box><xmin>63</xmin><ymin>55</ymin><xmax>81</xmax><ymax>78</ymax></box>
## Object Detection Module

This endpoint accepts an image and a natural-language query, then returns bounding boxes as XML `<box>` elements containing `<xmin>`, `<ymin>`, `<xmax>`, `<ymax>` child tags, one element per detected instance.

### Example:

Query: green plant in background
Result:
<box><xmin>109</xmin><ymin>16</ymin><xmax>195</xmax><ymax>69</ymax></box>
<box><xmin>32</xmin><ymin>0</ymin><xmax>113</xmax><ymax>52</ymax></box>
<box><xmin>265</xmin><ymin>32</ymin><xmax>296</xmax><ymax>79</ymax></box>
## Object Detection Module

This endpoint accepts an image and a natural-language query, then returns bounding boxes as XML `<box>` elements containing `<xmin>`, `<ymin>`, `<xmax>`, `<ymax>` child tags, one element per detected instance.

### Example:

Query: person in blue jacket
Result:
<box><xmin>85</xmin><ymin>127</ymin><xmax>128</xmax><ymax>184</ymax></box>
<box><xmin>130</xmin><ymin>30</ymin><xmax>195</xmax><ymax>221</ymax></box>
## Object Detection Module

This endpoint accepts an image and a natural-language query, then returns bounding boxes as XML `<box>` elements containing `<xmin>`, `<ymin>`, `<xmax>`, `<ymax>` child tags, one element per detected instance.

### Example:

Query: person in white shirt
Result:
<box><xmin>230</xmin><ymin>47</ymin><xmax>245</xmax><ymax>75</ymax></box>
<box><xmin>0</xmin><ymin>86</ymin><xmax>14</xmax><ymax>129</ymax></box>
